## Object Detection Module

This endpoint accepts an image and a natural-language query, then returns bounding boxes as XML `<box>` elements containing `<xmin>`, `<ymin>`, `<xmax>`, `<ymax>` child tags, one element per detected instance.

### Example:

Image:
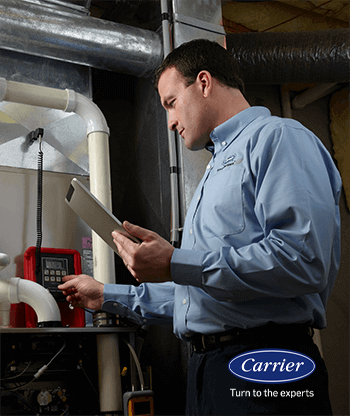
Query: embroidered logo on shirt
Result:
<box><xmin>217</xmin><ymin>155</ymin><xmax>243</xmax><ymax>171</ymax></box>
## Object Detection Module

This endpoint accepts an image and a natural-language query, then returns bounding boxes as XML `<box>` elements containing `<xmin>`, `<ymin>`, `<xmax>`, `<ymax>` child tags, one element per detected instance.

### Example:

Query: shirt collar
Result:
<box><xmin>206</xmin><ymin>106</ymin><xmax>271</xmax><ymax>154</ymax></box>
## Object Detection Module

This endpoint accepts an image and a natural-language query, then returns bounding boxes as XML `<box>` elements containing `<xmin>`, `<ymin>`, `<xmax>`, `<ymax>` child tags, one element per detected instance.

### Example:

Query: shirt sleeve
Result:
<box><xmin>171</xmin><ymin>124</ymin><xmax>342</xmax><ymax>303</ymax></box>
<box><xmin>102</xmin><ymin>281</ymin><xmax>175</xmax><ymax>325</ymax></box>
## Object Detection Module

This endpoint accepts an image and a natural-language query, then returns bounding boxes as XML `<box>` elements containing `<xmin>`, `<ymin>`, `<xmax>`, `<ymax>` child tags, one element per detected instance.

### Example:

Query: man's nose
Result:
<box><xmin>168</xmin><ymin>117</ymin><xmax>177</xmax><ymax>131</ymax></box>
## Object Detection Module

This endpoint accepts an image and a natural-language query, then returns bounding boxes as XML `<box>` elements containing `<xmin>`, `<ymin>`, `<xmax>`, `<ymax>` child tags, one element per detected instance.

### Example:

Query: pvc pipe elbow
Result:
<box><xmin>65</xmin><ymin>89</ymin><xmax>110</xmax><ymax>136</ymax></box>
<box><xmin>9</xmin><ymin>278</ymin><xmax>61</xmax><ymax>325</ymax></box>
<box><xmin>0</xmin><ymin>78</ymin><xmax>109</xmax><ymax>137</ymax></box>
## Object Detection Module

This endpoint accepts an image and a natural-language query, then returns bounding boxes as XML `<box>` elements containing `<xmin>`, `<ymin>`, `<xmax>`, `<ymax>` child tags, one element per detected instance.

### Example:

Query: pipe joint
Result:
<box><xmin>65</xmin><ymin>89</ymin><xmax>76</xmax><ymax>113</ymax></box>
<box><xmin>73</xmin><ymin>92</ymin><xmax>110</xmax><ymax>136</ymax></box>
<box><xmin>8</xmin><ymin>277</ymin><xmax>20</xmax><ymax>304</ymax></box>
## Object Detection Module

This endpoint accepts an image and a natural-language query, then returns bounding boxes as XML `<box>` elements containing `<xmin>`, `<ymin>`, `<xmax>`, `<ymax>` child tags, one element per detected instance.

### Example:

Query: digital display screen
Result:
<box><xmin>44</xmin><ymin>258</ymin><xmax>66</xmax><ymax>270</ymax></box>
<box><xmin>133</xmin><ymin>400</ymin><xmax>152</xmax><ymax>416</ymax></box>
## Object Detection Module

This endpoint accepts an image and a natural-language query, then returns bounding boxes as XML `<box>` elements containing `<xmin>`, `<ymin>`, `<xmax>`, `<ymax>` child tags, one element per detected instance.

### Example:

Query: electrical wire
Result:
<box><xmin>77</xmin><ymin>361</ymin><xmax>98</xmax><ymax>396</ymax></box>
<box><xmin>122</xmin><ymin>339</ymin><xmax>145</xmax><ymax>391</ymax></box>
<box><xmin>1</xmin><ymin>361</ymin><xmax>32</xmax><ymax>381</ymax></box>
<box><xmin>46</xmin><ymin>338</ymin><xmax>67</xmax><ymax>367</ymax></box>
<box><xmin>0</xmin><ymin>337</ymin><xmax>66</xmax><ymax>392</ymax></box>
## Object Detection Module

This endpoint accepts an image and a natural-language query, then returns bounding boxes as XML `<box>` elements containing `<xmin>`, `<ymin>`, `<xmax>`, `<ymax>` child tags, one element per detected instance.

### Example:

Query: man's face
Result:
<box><xmin>158</xmin><ymin>67</ymin><xmax>213</xmax><ymax>151</ymax></box>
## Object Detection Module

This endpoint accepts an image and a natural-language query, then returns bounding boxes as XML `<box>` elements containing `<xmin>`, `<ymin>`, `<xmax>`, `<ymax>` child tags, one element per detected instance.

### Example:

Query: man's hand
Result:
<box><xmin>112</xmin><ymin>221</ymin><xmax>175</xmax><ymax>283</ymax></box>
<box><xmin>58</xmin><ymin>274</ymin><xmax>104</xmax><ymax>311</ymax></box>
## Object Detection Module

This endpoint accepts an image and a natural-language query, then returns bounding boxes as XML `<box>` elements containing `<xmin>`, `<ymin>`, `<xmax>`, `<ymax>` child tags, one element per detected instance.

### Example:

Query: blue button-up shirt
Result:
<box><xmin>103</xmin><ymin>107</ymin><xmax>342</xmax><ymax>341</ymax></box>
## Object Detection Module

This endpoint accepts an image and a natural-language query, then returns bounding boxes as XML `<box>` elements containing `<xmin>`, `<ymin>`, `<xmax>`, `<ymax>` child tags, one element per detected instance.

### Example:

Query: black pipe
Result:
<box><xmin>227</xmin><ymin>29</ymin><xmax>349</xmax><ymax>84</ymax></box>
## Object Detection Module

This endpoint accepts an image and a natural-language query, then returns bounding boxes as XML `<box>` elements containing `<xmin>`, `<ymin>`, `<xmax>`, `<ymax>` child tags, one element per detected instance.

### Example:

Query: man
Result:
<box><xmin>59</xmin><ymin>39</ymin><xmax>341</xmax><ymax>415</ymax></box>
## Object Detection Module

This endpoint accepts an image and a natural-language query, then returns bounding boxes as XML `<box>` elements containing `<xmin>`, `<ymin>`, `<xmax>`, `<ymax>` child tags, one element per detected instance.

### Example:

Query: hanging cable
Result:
<box><xmin>122</xmin><ymin>339</ymin><xmax>145</xmax><ymax>391</ymax></box>
<box><xmin>33</xmin><ymin>128</ymin><xmax>44</xmax><ymax>280</ymax></box>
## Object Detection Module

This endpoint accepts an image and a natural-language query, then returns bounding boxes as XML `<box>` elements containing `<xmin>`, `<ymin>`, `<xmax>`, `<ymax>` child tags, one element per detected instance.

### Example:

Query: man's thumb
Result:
<box><xmin>123</xmin><ymin>221</ymin><xmax>145</xmax><ymax>242</ymax></box>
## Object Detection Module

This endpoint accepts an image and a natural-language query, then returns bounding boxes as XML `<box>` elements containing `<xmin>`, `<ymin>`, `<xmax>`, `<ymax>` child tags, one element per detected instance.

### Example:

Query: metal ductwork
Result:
<box><xmin>0</xmin><ymin>0</ymin><xmax>163</xmax><ymax>78</ymax></box>
<box><xmin>227</xmin><ymin>29</ymin><xmax>350</xmax><ymax>84</ymax></box>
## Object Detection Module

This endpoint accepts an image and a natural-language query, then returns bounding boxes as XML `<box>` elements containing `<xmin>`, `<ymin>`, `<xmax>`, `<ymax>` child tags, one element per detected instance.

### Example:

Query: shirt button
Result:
<box><xmin>182</xmin><ymin>299</ymin><xmax>187</xmax><ymax>305</ymax></box>
<box><xmin>190</xmin><ymin>229</ymin><xmax>193</xmax><ymax>234</ymax></box>
<box><xmin>206</xmin><ymin>164</ymin><xmax>211</xmax><ymax>170</ymax></box>
<box><xmin>222</xmin><ymin>141</ymin><xmax>226</xmax><ymax>146</ymax></box>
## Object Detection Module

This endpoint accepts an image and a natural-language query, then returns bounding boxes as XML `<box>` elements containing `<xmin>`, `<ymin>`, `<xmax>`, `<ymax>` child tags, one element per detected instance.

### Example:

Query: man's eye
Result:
<box><xmin>169</xmin><ymin>100</ymin><xmax>175</xmax><ymax>107</ymax></box>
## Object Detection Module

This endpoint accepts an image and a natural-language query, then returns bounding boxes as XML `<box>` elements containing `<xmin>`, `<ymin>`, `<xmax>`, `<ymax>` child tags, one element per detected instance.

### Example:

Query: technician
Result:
<box><xmin>59</xmin><ymin>39</ymin><xmax>342</xmax><ymax>415</ymax></box>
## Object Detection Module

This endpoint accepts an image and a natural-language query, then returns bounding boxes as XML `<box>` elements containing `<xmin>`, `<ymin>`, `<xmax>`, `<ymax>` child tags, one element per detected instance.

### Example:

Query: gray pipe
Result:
<box><xmin>227</xmin><ymin>29</ymin><xmax>349</xmax><ymax>84</ymax></box>
<box><xmin>0</xmin><ymin>0</ymin><xmax>163</xmax><ymax>78</ymax></box>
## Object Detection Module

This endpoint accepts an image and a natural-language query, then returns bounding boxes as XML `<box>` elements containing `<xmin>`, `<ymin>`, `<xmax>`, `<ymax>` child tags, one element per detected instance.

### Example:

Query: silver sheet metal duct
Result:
<box><xmin>227</xmin><ymin>29</ymin><xmax>350</xmax><ymax>84</ymax></box>
<box><xmin>0</xmin><ymin>0</ymin><xmax>163</xmax><ymax>78</ymax></box>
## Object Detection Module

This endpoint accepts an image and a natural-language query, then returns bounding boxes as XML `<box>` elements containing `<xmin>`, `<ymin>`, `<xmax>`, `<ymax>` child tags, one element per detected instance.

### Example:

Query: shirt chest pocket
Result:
<box><xmin>199</xmin><ymin>167</ymin><xmax>245</xmax><ymax>237</ymax></box>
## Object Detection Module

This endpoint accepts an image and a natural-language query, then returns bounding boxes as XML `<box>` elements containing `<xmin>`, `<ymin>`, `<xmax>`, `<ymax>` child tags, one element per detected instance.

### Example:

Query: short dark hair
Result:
<box><xmin>154</xmin><ymin>38</ymin><xmax>245</xmax><ymax>93</ymax></box>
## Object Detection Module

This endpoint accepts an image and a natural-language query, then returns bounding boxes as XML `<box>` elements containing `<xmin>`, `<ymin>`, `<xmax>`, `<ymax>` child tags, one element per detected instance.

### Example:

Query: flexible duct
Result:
<box><xmin>0</xmin><ymin>0</ymin><xmax>163</xmax><ymax>78</ymax></box>
<box><xmin>227</xmin><ymin>29</ymin><xmax>349</xmax><ymax>84</ymax></box>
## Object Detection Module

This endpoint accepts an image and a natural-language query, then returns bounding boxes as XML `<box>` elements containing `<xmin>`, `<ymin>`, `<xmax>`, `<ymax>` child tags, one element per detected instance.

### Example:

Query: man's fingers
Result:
<box><xmin>58</xmin><ymin>275</ymin><xmax>78</xmax><ymax>291</ymax></box>
<box><xmin>112</xmin><ymin>229</ymin><xmax>138</xmax><ymax>267</ymax></box>
<box><xmin>112</xmin><ymin>230</ymin><xmax>135</xmax><ymax>248</ymax></box>
<box><xmin>112</xmin><ymin>234</ymin><xmax>132</xmax><ymax>259</ymax></box>
<box><xmin>113</xmin><ymin>221</ymin><xmax>152</xmax><ymax>243</ymax></box>
<box><xmin>123</xmin><ymin>221</ymin><xmax>149</xmax><ymax>240</ymax></box>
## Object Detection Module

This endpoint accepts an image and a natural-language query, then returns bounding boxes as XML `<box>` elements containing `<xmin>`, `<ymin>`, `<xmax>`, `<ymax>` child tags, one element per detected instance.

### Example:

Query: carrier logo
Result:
<box><xmin>217</xmin><ymin>155</ymin><xmax>243</xmax><ymax>171</ymax></box>
<box><xmin>228</xmin><ymin>349</ymin><xmax>315</xmax><ymax>384</ymax></box>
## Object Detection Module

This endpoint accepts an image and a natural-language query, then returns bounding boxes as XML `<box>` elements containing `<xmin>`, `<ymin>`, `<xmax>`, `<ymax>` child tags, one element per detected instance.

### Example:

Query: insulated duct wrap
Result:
<box><xmin>227</xmin><ymin>29</ymin><xmax>350</xmax><ymax>84</ymax></box>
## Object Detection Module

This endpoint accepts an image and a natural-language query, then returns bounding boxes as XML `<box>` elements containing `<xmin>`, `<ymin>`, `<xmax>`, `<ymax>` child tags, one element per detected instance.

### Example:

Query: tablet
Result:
<box><xmin>65</xmin><ymin>178</ymin><xmax>140</xmax><ymax>256</ymax></box>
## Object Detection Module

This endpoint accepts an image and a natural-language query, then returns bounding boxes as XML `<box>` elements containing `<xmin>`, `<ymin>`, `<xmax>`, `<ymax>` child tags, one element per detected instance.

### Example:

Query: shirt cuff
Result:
<box><xmin>171</xmin><ymin>248</ymin><xmax>205</xmax><ymax>287</ymax></box>
<box><xmin>103</xmin><ymin>283</ymin><xmax>133</xmax><ymax>301</ymax></box>
<box><xmin>102</xmin><ymin>283</ymin><xmax>173</xmax><ymax>326</ymax></box>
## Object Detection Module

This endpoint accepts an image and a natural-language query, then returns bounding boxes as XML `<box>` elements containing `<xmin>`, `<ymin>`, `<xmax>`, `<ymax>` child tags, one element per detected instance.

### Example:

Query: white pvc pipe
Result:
<box><xmin>0</xmin><ymin>78</ymin><xmax>109</xmax><ymax>135</ymax></box>
<box><xmin>88</xmin><ymin>130</ymin><xmax>120</xmax><ymax>411</ymax></box>
<box><xmin>88</xmin><ymin>131</ymin><xmax>115</xmax><ymax>285</ymax></box>
<box><xmin>0</xmin><ymin>77</ymin><xmax>121</xmax><ymax>412</ymax></box>
<box><xmin>87</xmin><ymin>130</ymin><xmax>121</xmax><ymax>412</ymax></box>
<box><xmin>0</xmin><ymin>301</ymin><xmax>11</xmax><ymax>327</ymax></box>
<box><xmin>68</xmin><ymin>90</ymin><xmax>110</xmax><ymax>136</ymax></box>
<box><xmin>0</xmin><ymin>79</ymin><xmax>69</xmax><ymax>111</ymax></box>
<box><xmin>0</xmin><ymin>78</ymin><xmax>113</xmax><ymax>286</ymax></box>
<box><xmin>0</xmin><ymin>272</ymin><xmax>11</xmax><ymax>327</ymax></box>
<box><xmin>0</xmin><ymin>254</ymin><xmax>12</xmax><ymax>326</ymax></box>
<box><xmin>0</xmin><ymin>277</ymin><xmax>61</xmax><ymax>325</ymax></box>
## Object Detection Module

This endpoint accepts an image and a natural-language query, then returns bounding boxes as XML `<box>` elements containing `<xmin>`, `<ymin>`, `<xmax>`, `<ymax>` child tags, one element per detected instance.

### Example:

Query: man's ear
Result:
<box><xmin>197</xmin><ymin>71</ymin><xmax>212</xmax><ymax>97</ymax></box>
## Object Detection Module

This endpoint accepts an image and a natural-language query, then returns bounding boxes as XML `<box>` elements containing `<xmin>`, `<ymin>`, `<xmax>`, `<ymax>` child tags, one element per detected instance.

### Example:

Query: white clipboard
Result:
<box><xmin>65</xmin><ymin>178</ymin><xmax>140</xmax><ymax>256</ymax></box>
